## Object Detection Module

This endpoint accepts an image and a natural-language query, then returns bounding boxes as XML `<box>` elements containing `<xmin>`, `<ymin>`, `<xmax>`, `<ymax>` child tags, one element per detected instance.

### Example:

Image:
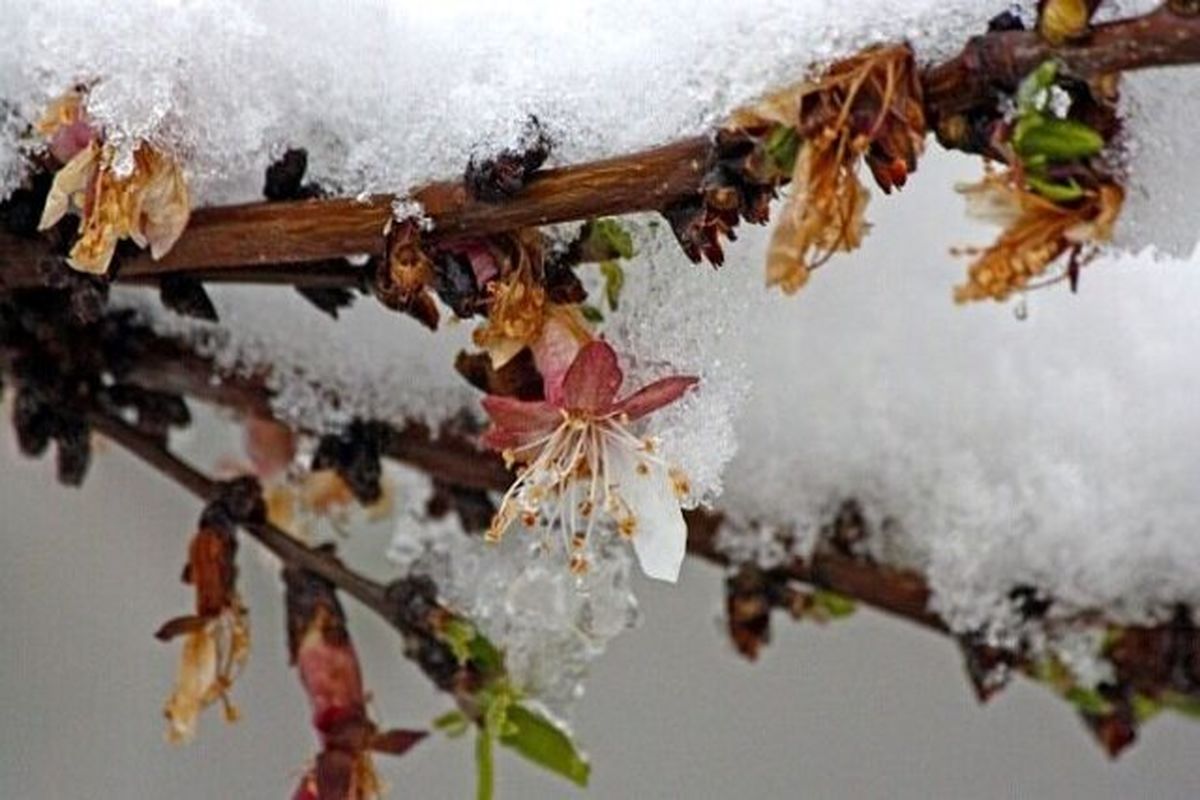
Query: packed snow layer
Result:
<box><xmin>716</xmin><ymin>151</ymin><xmax>1200</xmax><ymax>633</ymax></box>
<box><xmin>3</xmin><ymin>0</ymin><xmax>1019</xmax><ymax>204</ymax></box>
<box><xmin>6</xmin><ymin>1</ymin><xmax>1200</xmax><ymax>637</ymax></box>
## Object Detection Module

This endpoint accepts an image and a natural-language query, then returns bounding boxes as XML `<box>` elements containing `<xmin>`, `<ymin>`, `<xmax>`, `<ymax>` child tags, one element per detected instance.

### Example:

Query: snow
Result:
<box><xmin>6</xmin><ymin>0</ymin><xmax>1200</xmax><ymax>705</ymax></box>
<box><xmin>3</xmin><ymin>0</ymin><xmax>1012</xmax><ymax>206</ymax></box>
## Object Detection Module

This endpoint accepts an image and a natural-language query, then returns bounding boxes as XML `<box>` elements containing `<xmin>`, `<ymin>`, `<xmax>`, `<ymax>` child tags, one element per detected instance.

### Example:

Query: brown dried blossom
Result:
<box><xmin>953</xmin><ymin>169</ymin><xmax>1124</xmax><ymax>303</ymax></box>
<box><xmin>156</xmin><ymin>518</ymin><xmax>249</xmax><ymax>743</ymax></box>
<box><xmin>663</xmin><ymin>126</ymin><xmax>788</xmax><ymax>266</ymax></box>
<box><xmin>471</xmin><ymin>230</ymin><xmax>550</xmax><ymax>367</ymax></box>
<box><xmin>375</xmin><ymin>219</ymin><xmax>440</xmax><ymax>330</ymax></box>
<box><xmin>736</xmin><ymin>45</ymin><xmax>925</xmax><ymax>294</ymax></box>
<box><xmin>37</xmin><ymin>91</ymin><xmax>190</xmax><ymax>275</ymax></box>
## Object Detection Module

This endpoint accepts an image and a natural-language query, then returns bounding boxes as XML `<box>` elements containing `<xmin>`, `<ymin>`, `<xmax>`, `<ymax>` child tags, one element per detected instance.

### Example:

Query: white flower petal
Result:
<box><xmin>609</xmin><ymin>450</ymin><xmax>687</xmax><ymax>583</ymax></box>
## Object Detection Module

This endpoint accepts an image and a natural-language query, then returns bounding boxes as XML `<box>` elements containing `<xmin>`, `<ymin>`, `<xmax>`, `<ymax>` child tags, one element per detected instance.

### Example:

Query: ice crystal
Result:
<box><xmin>387</xmin><ymin>467</ymin><xmax>639</xmax><ymax>717</ymax></box>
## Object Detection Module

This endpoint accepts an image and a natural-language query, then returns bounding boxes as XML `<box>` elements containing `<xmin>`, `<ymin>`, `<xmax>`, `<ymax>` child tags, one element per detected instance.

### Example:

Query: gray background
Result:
<box><xmin>1</xmin><ymin>430</ymin><xmax>1199</xmax><ymax>799</ymax></box>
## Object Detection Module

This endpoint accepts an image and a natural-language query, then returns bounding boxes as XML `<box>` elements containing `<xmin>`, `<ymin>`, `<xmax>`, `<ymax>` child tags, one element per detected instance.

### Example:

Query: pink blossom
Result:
<box><xmin>481</xmin><ymin>340</ymin><xmax>697</xmax><ymax>582</ymax></box>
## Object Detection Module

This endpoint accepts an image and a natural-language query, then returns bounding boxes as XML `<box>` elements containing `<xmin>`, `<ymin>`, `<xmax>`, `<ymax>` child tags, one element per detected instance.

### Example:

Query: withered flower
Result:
<box><xmin>471</xmin><ymin>232</ymin><xmax>549</xmax><ymax>368</ymax></box>
<box><xmin>37</xmin><ymin>91</ymin><xmax>190</xmax><ymax>275</ymax></box>
<box><xmin>736</xmin><ymin>45</ymin><xmax>925</xmax><ymax>294</ymax></box>
<box><xmin>157</xmin><ymin>517</ymin><xmax>250</xmax><ymax>743</ymax></box>
<box><xmin>953</xmin><ymin>168</ymin><xmax>1123</xmax><ymax>303</ymax></box>
<box><xmin>663</xmin><ymin>126</ymin><xmax>786</xmax><ymax>267</ymax></box>
<box><xmin>286</xmin><ymin>561</ymin><xmax>426</xmax><ymax>800</ymax></box>
<box><xmin>375</xmin><ymin>219</ymin><xmax>440</xmax><ymax>330</ymax></box>
<box><xmin>470</xmin><ymin>229</ymin><xmax>595</xmax><ymax>380</ymax></box>
<box><xmin>464</xmin><ymin>115</ymin><xmax>551</xmax><ymax>202</ymax></box>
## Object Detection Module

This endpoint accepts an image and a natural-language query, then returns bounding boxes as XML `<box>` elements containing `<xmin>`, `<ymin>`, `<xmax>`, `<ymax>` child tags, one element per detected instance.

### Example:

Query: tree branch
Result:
<box><xmin>85</xmin><ymin>408</ymin><xmax>485</xmax><ymax>704</ymax></box>
<box><xmin>2</xmin><ymin>4</ymin><xmax>1199</xmax><ymax>288</ymax></box>
<box><xmin>95</xmin><ymin>326</ymin><xmax>1200</xmax><ymax>753</ymax></box>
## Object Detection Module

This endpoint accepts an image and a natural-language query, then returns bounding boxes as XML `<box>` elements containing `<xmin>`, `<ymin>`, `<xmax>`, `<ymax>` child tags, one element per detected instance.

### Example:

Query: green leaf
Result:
<box><xmin>1032</xmin><ymin>657</ymin><xmax>1072</xmax><ymax>690</ymax></box>
<box><xmin>469</xmin><ymin>633</ymin><xmax>505</xmax><ymax>676</ymax></box>
<box><xmin>1017</xmin><ymin>60</ymin><xmax>1059</xmax><ymax>115</ymax></box>
<box><xmin>433</xmin><ymin>710</ymin><xmax>470</xmax><ymax>738</ymax></box>
<box><xmin>1015</xmin><ymin>118</ymin><xmax>1104</xmax><ymax>161</ymax></box>
<box><xmin>582</xmin><ymin>218</ymin><xmax>635</xmax><ymax>261</ymax></box>
<box><xmin>812</xmin><ymin>590</ymin><xmax>857</xmax><ymax>619</ymax></box>
<box><xmin>1026</xmin><ymin>174</ymin><xmax>1085</xmax><ymax>203</ymax></box>
<box><xmin>440</xmin><ymin>618</ymin><xmax>506</xmax><ymax>677</ymax></box>
<box><xmin>599</xmin><ymin>260</ymin><xmax>625</xmax><ymax>311</ymax></box>
<box><xmin>475</xmin><ymin>725</ymin><xmax>495</xmax><ymax>800</ymax></box>
<box><xmin>1065</xmin><ymin>687</ymin><xmax>1114</xmax><ymax>716</ymax></box>
<box><xmin>500</xmin><ymin>704</ymin><xmax>591</xmax><ymax>788</ymax></box>
<box><xmin>580</xmin><ymin>304</ymin><xmax>605</xmax><ymax>323</ymax></box>
<box><xmin>441</xmin><ymin>618</ymin><xmax>475</xmax><ymax>665</ymax></box>
<box><xmin>765</xmin><ymin>125</ymin><xmax>801</xmax><ymax>176</ymax></box>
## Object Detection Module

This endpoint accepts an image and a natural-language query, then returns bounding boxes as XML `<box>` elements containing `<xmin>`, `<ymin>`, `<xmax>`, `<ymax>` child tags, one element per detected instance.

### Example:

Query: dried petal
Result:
<box><xmin>38</xmin><ymin>143</ymin><xmax>97</xmax><ymax>232</ymax></box>
<box><xmin>36</xmin><ymin>89</ymin><xmax>96</xmax><ymax>164</ymax></box>
<box><xmin>954</xmin><ymin>170</ymin><xmax>1124</xmax><ymax>303</ymax></box>
<box><xmin>529</xmin><ymin>305</ymin><xmax>591</xmax><ymax>403</ymax></box>
<box><xmin>738</xmin><ymin>45</ymin><xmax>922</xmax><ymax>293</ymax></box>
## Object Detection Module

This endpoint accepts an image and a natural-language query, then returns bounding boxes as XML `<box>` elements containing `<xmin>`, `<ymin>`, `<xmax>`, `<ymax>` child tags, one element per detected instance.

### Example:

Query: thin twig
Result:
<box><xmin>87</xmin><ymin>410</ymin><xmax>391</xmax><ymax>615</ymax></box>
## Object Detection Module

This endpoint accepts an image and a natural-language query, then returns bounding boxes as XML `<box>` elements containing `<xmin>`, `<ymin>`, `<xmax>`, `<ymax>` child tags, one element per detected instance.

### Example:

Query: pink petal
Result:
<box><xmin>460</xmin><ymin>241</ymin><xmax>499</xmax><ymax>286</ymax></box>
<box><xmin>49</xmin><ymin>120</ymin><xmax>96</xmax><ymax>164</ymax></box>
<box><xmin>480</xmin><ymin>395</ymin><xmax>560</xmax><ymax>451</ymax></box>
<box><xmin>613</xmin><ymin>375</ymin><xmax>698</xmax><ymax>421</ymax></box>
<box><xmin>561</xmin><ymin>340</ymin><xmax>623</xmax><ymax>413</ymax></box>
<box><xmin>531</xmin><ymin>315</ymin><xmax>585</xmax><ymax>405</ymax></box>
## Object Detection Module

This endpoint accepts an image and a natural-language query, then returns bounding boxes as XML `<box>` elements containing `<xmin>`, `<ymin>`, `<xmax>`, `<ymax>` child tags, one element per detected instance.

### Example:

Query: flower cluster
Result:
<box><xmin>36</xmin><ymin>89</ymin><xmax>190</xmax><ymax>275</ymax></box>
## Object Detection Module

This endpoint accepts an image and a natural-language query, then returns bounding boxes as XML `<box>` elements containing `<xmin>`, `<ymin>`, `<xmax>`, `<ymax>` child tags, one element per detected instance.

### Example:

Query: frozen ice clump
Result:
<box><xmin>388</xmin><ymin>466</ymin><xmax>640</xmax><ymax>717</ymax></box>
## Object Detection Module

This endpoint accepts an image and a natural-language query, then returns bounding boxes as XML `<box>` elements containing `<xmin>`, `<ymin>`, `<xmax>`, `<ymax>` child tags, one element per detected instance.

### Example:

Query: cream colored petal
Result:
<box><xmin>67</xmin><ymin>229</ymin><xmax>119</xmax><ymax>275</ymax></box>
<box><xmin>140</xmin><ymin>158</ymin><xmax>191</xmax><ymax>259</ymax></box>
<box><xmin>958</xmin><ymin>179</ymin><xmax>1021</xmax><ymax>229</ymax></box>
<box><xmin>37</xmin><ymin>145</ymin><xmax>96</xmax><ymax>231</ymax></box>
<box><xmin>164</xmin><ymin>627</ymin><xmax>219</xmax><ymax>744</ymax></box>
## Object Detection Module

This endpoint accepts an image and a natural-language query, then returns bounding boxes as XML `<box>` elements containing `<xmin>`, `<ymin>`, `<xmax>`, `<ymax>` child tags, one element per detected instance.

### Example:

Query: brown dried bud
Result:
<box><xmin>374</xmin><ymin>219</ymin><xmax>440</xmax><ymax>330</ymax></box>
<box><xmin>725</xmin><ymin>565</ymin><xmax>774</xmax><ymax>661</ymax></box>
